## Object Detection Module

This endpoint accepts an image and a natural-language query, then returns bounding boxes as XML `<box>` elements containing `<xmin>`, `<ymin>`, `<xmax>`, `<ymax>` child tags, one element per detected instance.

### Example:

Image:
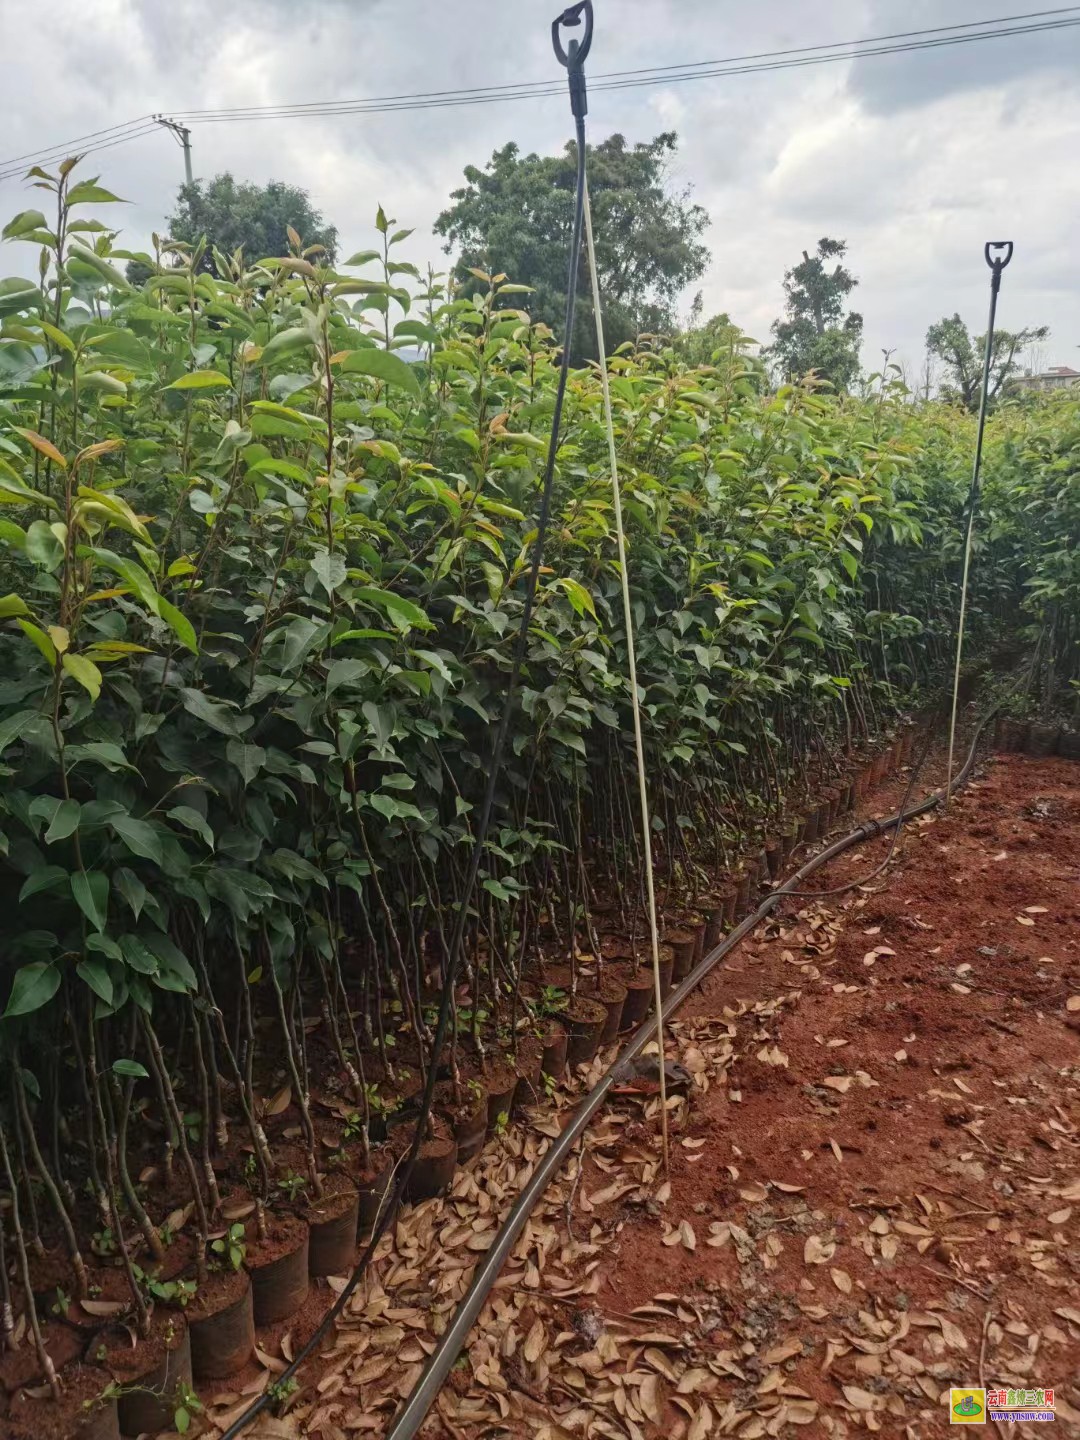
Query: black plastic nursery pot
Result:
<box><xmin>617</xmin><ymin>967</ymin><xmax>653</xmax><ymax>1031</ymax></box>
<box><xmin>666</xmin><ymin>928</ymin><xmax>697</xmax><ymax>982</ymax></box>
<box><xmin>587</xmin><ymin>974</ymin><xmax>628</xmax><ymax>1046</ymax></box>
<box><xmin>248</xmin><ymin>1213</ymin><xmax>310</xmax><ymax>1325</ymax></box>
<box><xmin>187</xmin><ymin>1268</ymin><xmax>255</xmax><ymax>1380</ymax></box>
<box><xmin>441</xmin><ymin>1083</ymin><xmax>488</xmax><ymax>1162</ymax></box>
<box><xmin>356</xmin><ymin>1148</ymin><xmax>395</xmax><ymax>1240</ymax></box>
<box><xmin>512</xmin><ymin>1035</ymin><xmax>544</xmax><ymax>1113</ymax></box>
<box><xmin>484</xmin><ymin>1064</ymin><xmax>519</xmax><ymax>1138</ymax></box>
<box><xmin>1026</xmin><ymin>721</ymin><xmax>1060</xmax><ymax>756</ymax></box>
<box><xmin>306</xmin><ymin>1180</ymin><xmax>361</xmax><ymax>1278</ymax></box>
<box><xmin>540</xmin><ymin>1020</ymin><xmax>569</xmax><ymax>1078</ymax></box>
<box><xmin>404</xmin><ymin>1119</ymin><xmax>459</xmax><ymax>1201</ymax></box>
<box><xmin>113</xmin><ymin>1320</ymin><xmax>192</xmax><ymax>1438</ymax></box>
<box><xmin>564</xmin><ymin>995</ymin><xmax>606</xmax><ymax>1068</ymax></box>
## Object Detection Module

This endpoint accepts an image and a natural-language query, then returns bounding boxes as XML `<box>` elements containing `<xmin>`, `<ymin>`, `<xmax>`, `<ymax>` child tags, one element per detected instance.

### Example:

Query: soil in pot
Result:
<box><xmin>802</xmin><ymin>806</ymin><xmax>821</xmax><ymax>845</ymax></box>
<box><xmin>564</xmin><ymin>995</ymin><xmax>606</xmax><ymax>1069</ymax></box>
<box><xmin>401</xmin><ymin>1116</ymin><xmax>458</xmax><ymax>1201</ymax></box>
<box><xmin>483</xmin><ymin>1060</ymin><xmax>519</xmax><ymax>1138</ymax></box>
<box><xmin>540</xmin><ymin>1020</ymin><xmax>569</xmax><ymax>1079</ymax></box>
<box><xmin>305</xmin><ymin>1175</ymin><xmax>360</xmax><ymax>1277</ymax></box>
<box><xmin>103</xmin><ymin>1311</ymin><xmax>191</xmax><ymax>1438</ymax></box>
<box><xmin>187</xmin><ymin>1266</ymin><xmax>254</xmax><ymax>1379</ymax></box>
<box><xmin>435</xmin><ymin>1078</ymin><xmax>488</xmax><ymax>1163</ymax></box>
<box><xmin>247</xmin><ymin>1212</ymin><xmax>310</xmax><ymax>1326</ymax></box>
<box><xmin>8</xmin><ymin>1364</ymin><xmax>120</xmax><ymax>1440</ymax></box>
<box><xmin>763</xmin><ymin>839</ymin><xmax>781</xmax><ymax>879</ymax></box>
<box><xmin>583</xmin><ymin>971</ymin><xmax>627</xmax><ymax>1046</ymax></box>
<box><xmin>0</xmin><ymin>1324</ymin><xmax>83</xmax><ymax>1404</ymax></box>
<box><xmin>1057</xmin><ymin>728</ymin><xmax>1080</xmax><ymax>760</ymax></box>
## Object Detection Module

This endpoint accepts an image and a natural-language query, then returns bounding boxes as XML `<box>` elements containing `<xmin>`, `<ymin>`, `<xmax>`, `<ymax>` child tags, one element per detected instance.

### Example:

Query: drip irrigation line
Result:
<box><xmin>383</xmin><ymin>703</ymin><xmax>1001</xmax><ymax>1440</ymax></box>
<box><xmin>784</xmin><ymin>714</ymin><xmax>938</xmax><ymax>900</ymax></box>
<box><xmin>215</xmin><ymin>9</ymin><xmax>594</xmax><ymax>1437</ymax></box>
<box><xmin>581</xmin><ymin>171</ymin><xmax>669</xmax><ymax>1166</ymax></box>
<box><xmin>946</xmin><ymin>242</ymin><xmax>1014</xmax><ymax>806</ymax></box>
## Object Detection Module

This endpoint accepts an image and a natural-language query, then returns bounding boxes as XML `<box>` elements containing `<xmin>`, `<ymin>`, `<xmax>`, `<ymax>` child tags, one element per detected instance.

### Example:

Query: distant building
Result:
<box><xmin>1012</xmin><ymin>365</ymin><xmax>1080</xmax><ymax>393</ymax></box>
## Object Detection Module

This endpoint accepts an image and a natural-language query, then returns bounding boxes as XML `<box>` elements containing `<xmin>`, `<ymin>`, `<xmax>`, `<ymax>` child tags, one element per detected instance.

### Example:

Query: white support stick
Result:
<box><xmin>581</xmin><ymin>178</ymin><xmax>669</xmax><ymax>1168</ymax></box>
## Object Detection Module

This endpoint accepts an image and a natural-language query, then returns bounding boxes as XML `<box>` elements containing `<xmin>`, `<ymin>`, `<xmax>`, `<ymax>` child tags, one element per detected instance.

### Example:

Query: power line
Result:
<box><xmin>1</xmin><ymin>8</ymin><xmax>1077</xmax><ymax>183</ymax></box>
<box><xmin>170</xmin><ymin>15</ymin><xmax>1080</xmax><ymax>125</ymax></box>
<box><xmin>171</xmin><ymin>6</ymin><xmax>1080</xmax><ymax>121</ymax></box>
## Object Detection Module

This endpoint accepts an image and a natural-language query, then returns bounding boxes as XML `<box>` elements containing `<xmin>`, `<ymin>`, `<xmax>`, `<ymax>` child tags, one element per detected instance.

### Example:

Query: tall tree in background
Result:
<box><xmin>770</xmin><ymin>237</ymin><xmax>863</xmax><ymax>391</ymax></box>
<box><xmin>434</xmin><ymin>132</ymin><xmax>709</xmax><ymax>360</ymax></box>
<box><xmin>925</xmin><ymin>313</ymin><xmax>1050</xmax><ymax>410</ymax></box>
<box><xmin>154</xmin><ymin>173</ymin><xmax>338</xmax><ymax>274</ymax></box>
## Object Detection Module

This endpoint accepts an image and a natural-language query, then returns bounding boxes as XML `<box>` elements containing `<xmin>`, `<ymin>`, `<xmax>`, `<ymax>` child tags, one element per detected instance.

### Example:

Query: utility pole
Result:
<box><xmin>154</xmin><ymin>115</ymin><xmax>193</xmax><ymax>186</ymax></box>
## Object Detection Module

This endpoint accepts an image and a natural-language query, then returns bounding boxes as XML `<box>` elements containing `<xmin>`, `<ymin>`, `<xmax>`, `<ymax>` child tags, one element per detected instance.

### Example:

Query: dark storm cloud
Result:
<box><xmin>847</xmin><ymin>0</ymin><xmax>1080</xmax><ymax>113</ymax></box>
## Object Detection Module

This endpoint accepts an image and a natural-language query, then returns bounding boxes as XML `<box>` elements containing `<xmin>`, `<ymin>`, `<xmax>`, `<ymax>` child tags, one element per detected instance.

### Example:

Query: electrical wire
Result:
<box><xmin>0</xmin><ymin>121</ymin><xmax>163</xmax><ymax>184</ymax></box>
<box><xmin>168</xmin><ymin>7</ymin><xmax>1080</xmax><ymax>124</ymax></box>
<box><xmin>581</xmin><ymin>175</ymin><xmax>669</xmax><ymax>1166</ymax></box>
<box><xmin>3</xmin><ymin>5</ymin><xmax>1076</xmax><ymax>182</ymax></box>
<box><xmin>213</xmin><ymin>51</ymin><xmax>592</xmax><ymax>1440</ymax></box>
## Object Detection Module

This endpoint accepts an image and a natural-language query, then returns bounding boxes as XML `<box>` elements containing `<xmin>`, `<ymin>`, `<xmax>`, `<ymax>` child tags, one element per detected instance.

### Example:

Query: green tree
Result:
<box><xmin>925</xmin><ymin>313</ymin><xmax>1049</xmax><ymax>410</ymax></box>
<box><xmin>131</xmin><ymin>173</ymin><xmax>338</xmax><ymax>279</ymax></box>
<box><xmin>434</xmin><ymin>132</ymin><xmax>709</xmax><ymax>360</ymax></box>
<box><xmin>770</xmin><ymin>238</ymin><xmax>863</xmax><ymax>391</ymax></box>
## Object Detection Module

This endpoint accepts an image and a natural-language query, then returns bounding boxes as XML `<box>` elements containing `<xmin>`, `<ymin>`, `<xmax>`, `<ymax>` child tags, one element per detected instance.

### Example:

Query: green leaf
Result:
<box><xmin>44</xmin><ymin>798</ymin><xmax>81</xmax><ymax>843</ymax></box>
<box><xmin>168</xmin><ymin>805</ymin><xmax>214</xmax><ymax>848</ymax></box>
<box><xmin>225</xmin><ymin>740</ymin><xmax>266</xmax><ymax>784</ymax></box>
<box><xmin>114</xmin><ymin>868</ymin><xmax>146</xmax><ymax>920</ymax></box>
<box><xmin>0</xmin><ymin>593</ymin><xmax>30</xmax><ymax>618</ymax></box>
<box><xmin>310</xmin><ymin>548</ymin><xmax>347</xmax><ymax>596</ymax></box>
<box><xmin>25</xmin><ymin>519</ymin><xmax>64</xmax><ymax>569</ymax></box>
<box><xmin>168</xmin><ymin>369</ymin><xmax>232</xmax><ymax>391</ymax></box>
<box><xmin>354</xmin><ymin>585</ymin><xmax>433</xmax><ymax>633</ymax></box>
<box><xmin>4</xmin><ymin>962</ymin><xmax>61</xmax><ymax>1018</ymax></box>
<box><xmin>19</xmin><ymin>866</ymin><xmax>68</xmax><ymax>902</ymax></box>
<box><xmin>180</xmin><ymin>687</ymin><xmax>253</xmax><ymax>737</ymax></box>
<box><xmin>108</xmin><ymin>814</ymin><xmax>163</xmax><ymax>864</ymax></box>
<box><xmin>3</xmin><ymin>209</ymin><xmax>49</xmax><ymax>241</ymax></box>
<box><xmin>339</xmin><ymin>347</ymin><xmax>420</xmax><ymax>397</ymax></box>
<box><xmin>66</xmin><ymin>182</ymin><xmax>126</xmax><ymax>206</ymax></box>
<box><xmin>62</xmin><ymin>653</ymin><xmax>103</xmax><ymax>702</ymax></box>
<box><xmin>556</xmin><ymin>577</ymin><xmax>597</xmax><ymax>620</ymax></box>
<box><xmin>112</xmin><ymin>1058</ymin><xmax>149</xmax><ymax>1079</ymax></box>
<box><xmin>17</xmin><ymin>619</ymin><xmax>57</xmax><ymax>665</ymax></box>
<box><xmin>157</xmin><ymin>597</ymin><xmax>197</xmax><ymax>654</ymax></box>
<box><xmin>77</xmin><ymin>959</ymin><xmax>113</xmax><ymax>1006</ymax></box>
<box><xmin>260</xmin><ymin>326</ymin><xmax>315</xmax><ymax>363</ymax></box>
<box><xmin>71</xmin><ymin>870</ymin><xmax>108</xmax><ymax>930</ymax></box>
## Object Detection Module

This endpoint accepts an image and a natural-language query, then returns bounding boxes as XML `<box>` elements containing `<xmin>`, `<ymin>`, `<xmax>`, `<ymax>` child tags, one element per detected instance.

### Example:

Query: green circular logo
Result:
<box><xmin>953</xmin><ymin>1396</ymin><xmax>983</xmax><ymax>1417</ymax></box>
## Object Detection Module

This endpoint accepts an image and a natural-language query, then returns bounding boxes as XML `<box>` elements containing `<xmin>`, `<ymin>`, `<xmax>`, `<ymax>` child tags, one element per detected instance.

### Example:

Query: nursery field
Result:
<box><xmin>0</xmin><ymin>163</ymin><xmax>1077</xmax><ymax>1438</ymax></box>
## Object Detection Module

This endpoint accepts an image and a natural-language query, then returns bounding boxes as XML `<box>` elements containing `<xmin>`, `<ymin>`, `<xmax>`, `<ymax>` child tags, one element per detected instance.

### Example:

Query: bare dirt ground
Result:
<box><xmin>201</xmin><ymin>751</ymin><xmax>1079</xmax><ymax>1440</ymax></box>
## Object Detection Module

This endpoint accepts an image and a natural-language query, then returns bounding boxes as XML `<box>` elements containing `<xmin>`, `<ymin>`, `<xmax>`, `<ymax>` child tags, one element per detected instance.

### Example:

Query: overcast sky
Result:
<box><xmin>2</xmin><ymin>0</ymin><xmax>1078</xmax><ymax>382</ymax></box>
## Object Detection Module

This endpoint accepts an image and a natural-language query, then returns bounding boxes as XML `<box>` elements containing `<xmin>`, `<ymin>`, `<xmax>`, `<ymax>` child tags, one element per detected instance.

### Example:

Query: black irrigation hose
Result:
<box><xmin>383</xmin><ymin>707</ymin><xmax>999</xmax><ymax>1440</ymax></box>
<box><xmin>218</xmin><ymin>16</ymin><xmax>592</xmax><ymax>1440</ymax></box>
